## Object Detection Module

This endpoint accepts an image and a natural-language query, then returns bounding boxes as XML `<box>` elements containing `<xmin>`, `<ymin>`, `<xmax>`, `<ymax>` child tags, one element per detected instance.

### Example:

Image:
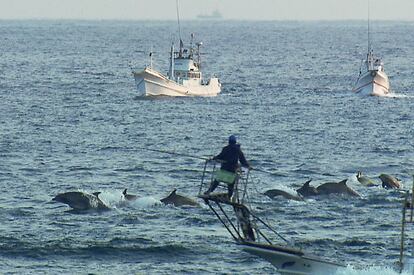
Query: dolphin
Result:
<box><xmin>379</xmin><ymin>174</ymin><xmax>402</xmax><ymax>189</ymax></box>
<box><xmin>160</xmin><ymin>189</ymin><xmax>200</xmax><ymax>207</ymax></box>
<box><xmin>264</xmin><ymin>189</ymin><xmax>303</xmax><ymax>201</ymax></box>
<box><xmin>316</xmin><ymin>179</ymin><xmax>360</xmax><ymax>197</ymax></box>
<box><xmin>296</xmin><ymin>180</ymin><xmax>319</xmax><ymax>197</ymax></box>
<box><xmin>356</xmin><ymin>171</ymin><xmax>378</xmax><ymax>187</ymax></box>
<box><xmin>123</xmin><ymin>189</ymin><xmax>138</xmax><ymax>201</ymax></box>
<box><xmin>52</xmin><ymin>191</ymin><xmax>110</xmax><ymax>211</ymax></box>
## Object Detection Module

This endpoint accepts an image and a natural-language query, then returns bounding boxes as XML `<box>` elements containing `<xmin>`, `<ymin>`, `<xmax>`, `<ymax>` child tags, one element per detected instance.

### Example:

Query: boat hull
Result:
<box><xmin>133</xmin><ymin>68</ymin><xmax>221</xmax><ymax>97</ymax></box>
<box><xmin>353</xmin><ymin>70</ymin><xmax>390</xmax><ymax>96</ymax></box>
<box><xmin>240</xmin><ymin>242</ymin><xmax>344</xmax><ymax>275</ymax></box>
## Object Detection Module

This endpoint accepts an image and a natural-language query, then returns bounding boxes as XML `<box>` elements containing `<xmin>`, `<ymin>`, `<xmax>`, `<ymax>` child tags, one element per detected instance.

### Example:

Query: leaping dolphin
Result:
<box><xmin>52</xmin><ymin>191</ymin><xmax>110</xmax><ymax>211</ymax></box>
<box><xmin>123</xmin><ymin>189</ymin><xmax>138</xmax><ymax>201</ymax></box>
<box><xmin>316</xmin><ymin>179</ymin><xmax>361</xmax><ymax>197</ymax></box>
<box><xmin>264</xmin><ymin>189</ymin><xmax>303</xmax><ymax>201</ymax></box>
<box><xmin>379</xmin><ymin>174</ymin><xmax>402</xmax><ymax>189</ymax></box>
<box><xmin>356</xmin><ymin>171</ymin><xmax>378</xmax><ymax>187</ymax></box>
<box><xmin>160</xmin><ymin>189</ymin><xmax>200</xmax><ymax>207</ymax></box>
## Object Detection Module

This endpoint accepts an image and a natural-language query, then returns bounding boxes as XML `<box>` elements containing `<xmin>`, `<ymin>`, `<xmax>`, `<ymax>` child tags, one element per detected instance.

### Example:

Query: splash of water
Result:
<box><xmin>98</xmin><ymin>190</ymin><xmax>162</xmax><ymax>208</ymax></box>
<box><xmin>335</xmin><ymin>265</ymin><xmax>408</xmax><ymax>275</ymax></box>
<box><xmin>129</xmin><ymin>197</ymin><xmax>163</xmax><ymax>208</ymax></box>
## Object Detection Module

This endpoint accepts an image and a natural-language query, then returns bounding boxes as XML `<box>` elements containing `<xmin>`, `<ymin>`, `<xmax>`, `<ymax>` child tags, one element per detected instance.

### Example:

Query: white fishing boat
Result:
<box><xmin>353</xmin><ymin>49</ymin><xmax>390</xmax><ymax>96</ymax></box>
<box><xmin>133</xmin><ymin>36</ymin><xmax>221</xmax><ymax>97</ymax></box>
<box><xmin>353</xmin><ymin>8</ymin><xmax>390</xmax><ymax>96</ymax></box>
<box><xmin>198</xmin><ymin>162</ymin><xmax>346</xmax><ymax>275</ymax></box>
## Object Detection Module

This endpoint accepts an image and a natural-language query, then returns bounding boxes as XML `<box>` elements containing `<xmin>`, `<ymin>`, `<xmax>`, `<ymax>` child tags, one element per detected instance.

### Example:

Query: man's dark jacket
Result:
<box><xmin>214</xmin><ymin>144</ymin><xmax>249</xmax><ymax>173</ymax></box>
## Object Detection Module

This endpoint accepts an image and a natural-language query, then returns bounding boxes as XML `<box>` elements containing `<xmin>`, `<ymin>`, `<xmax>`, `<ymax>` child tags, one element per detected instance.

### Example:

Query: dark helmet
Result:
<box><xmin>228</xmin><ymin>135</ymin><xmax>237</xmax><ymax>144</ymax></box>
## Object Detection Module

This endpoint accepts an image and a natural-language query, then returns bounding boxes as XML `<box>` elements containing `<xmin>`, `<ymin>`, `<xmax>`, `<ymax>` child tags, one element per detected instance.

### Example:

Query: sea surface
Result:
<box><xmin>1</xmin><ymin>20</ymin><xmax>414</xmax><ymax>274</ymax></box>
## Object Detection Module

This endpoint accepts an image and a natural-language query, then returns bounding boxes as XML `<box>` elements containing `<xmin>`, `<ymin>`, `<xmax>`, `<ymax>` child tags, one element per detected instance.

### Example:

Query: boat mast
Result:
<box><xmin>367</xmin><ymin>0</ymin><xmax>371</xmax><ymax>54</ymax></box>
<box><xmin>149</xmin><ymin>46</ymin><xmax>153</xmax><ymax>69</ymax></box>
<box><xmin>190</xmin><ymin>33</ymin><xmax>194</xmax><ymax>58</ymax></box>
<box><xmin>169</xmin><ymin>43</ymin><xmax>175</xmax><ymax>80</ymax></box>
<box><xmin>367</xmin><ymin>0</ymin><xmax>373</xmax><ymax>70</ymax></box>
<box><xmin>197</xmin><ymin>42</ymin><xmax>202</xmax><ymax>69</ymax></box>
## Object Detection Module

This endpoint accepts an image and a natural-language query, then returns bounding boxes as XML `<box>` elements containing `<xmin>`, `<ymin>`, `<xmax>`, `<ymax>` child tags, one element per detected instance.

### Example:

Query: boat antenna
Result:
<box><xmin>367</xmin><ymin>0</ymin><xmax>372</xmax><ymax>54</ymax></box>
<box><xmin>176</xmin><ymin>0</ymin><xmax>184</xmax><ymax>57</ymax></box>
<box><xmin>176</xmin><ymin>0</ymin><xmax>182</xmax><ymax>42</ymax></box>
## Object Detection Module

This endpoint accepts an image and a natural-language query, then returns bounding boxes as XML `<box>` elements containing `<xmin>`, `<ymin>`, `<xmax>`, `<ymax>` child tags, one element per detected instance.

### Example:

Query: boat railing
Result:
<box><xmin>198</xmin><ymin>159</ymin><xmax>250</xmax><ymax>204</ymax></box>
<box><xmin>398</xmin><ymin>176</ymin><xmax>414</xmax><ymax>273</ymax></box>
<box><xmin>198</xmin><ymin>159</ymin><xmax>295</xmax><ymax>247</ymax></box>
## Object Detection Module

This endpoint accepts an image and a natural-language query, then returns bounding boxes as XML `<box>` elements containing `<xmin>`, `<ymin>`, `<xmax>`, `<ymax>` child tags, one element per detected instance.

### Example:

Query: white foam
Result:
<box><xmin>72</xmin><ymin>189</ymin><xmax>162</xmax><ymax>209</ymax></box>
<box><xmin>384</xmin><ymin>92</ymin><xmax>414</xmax><ymax>99</ymax></box>
<box><xmin>94</xmin><ymin>190</ymin><xmax>125</xmax><ymax>208</ymax></box>
<box><xmin>334</xmin><ymin>265</ymin><xmax>408</xmax><ymax>275</ymax></box>
<box><xmin>128</xmin><ymin>196</ymin><xmax>162</xmax><ymax>208</ymax></box>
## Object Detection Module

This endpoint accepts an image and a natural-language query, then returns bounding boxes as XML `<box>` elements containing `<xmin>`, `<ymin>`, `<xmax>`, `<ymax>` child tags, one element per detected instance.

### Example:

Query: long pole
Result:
<box><xmin>134</xmin><ymin>146</ymin><xmax>210</xmax><ymax>161</ymax></box>
<box><xmin>133</xmin><ymin>146</ymin><xmax>281</xmax><ymax>176</ymax></box>
<box><xmin>176</xmin><ymin>0</ymin><xmax>182</xmax><ymax>42</ymax></box>
<box><xmin>367</xmin><ymin>0</ymin><xmax>370</xmax><ymax>54</ymax></box>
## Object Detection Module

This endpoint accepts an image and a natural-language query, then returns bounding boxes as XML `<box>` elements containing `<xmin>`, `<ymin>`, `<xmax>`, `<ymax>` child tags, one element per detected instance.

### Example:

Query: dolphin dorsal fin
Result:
<box><xmin>171</xmin><ymin>189</ymin><xmax>177</xmax><ymax>195</ymax></box>
<box><xmin>93</xmin><ymin>192</ymin><xmax>101</xmax><ymax>198</ymax></box>
<box><xmin>338</xmin><ymin>179</ymin><xmax>348</xmax><ymax>185</ymax></box>
<box><xmin>304</xmin><ymin>179</ymin><xmax>312</xmax><ymax>186</ymax></box>
<box><xmin>123</xmin><ymin>189</ymin><xmax>127</xmax><ymax>195</ymax></box>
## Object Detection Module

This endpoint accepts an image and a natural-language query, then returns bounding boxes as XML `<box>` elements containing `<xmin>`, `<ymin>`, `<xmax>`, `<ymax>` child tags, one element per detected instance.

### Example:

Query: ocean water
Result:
<box><xmin>1</xmin><ymin>20</ymin><xmax>414</xmax><ymax>274</ymax></box>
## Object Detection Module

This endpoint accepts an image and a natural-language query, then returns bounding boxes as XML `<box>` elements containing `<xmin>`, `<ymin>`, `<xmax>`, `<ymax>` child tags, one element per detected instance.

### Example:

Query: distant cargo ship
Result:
<box><xmin>197</xmin><ymin>10</ymin><xmax>222</xmax><ymax>20</ymax></box>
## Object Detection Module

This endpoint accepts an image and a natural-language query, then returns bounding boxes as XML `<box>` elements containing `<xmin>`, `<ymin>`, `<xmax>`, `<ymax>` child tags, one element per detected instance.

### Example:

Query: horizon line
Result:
<box><xmin>1</xmin><ymin>18</ymin><xmax>414</xmax><ymax>22</ymax></box>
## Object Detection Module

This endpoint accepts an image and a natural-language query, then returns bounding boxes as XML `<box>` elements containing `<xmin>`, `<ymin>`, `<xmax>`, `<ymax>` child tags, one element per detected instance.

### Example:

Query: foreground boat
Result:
<box><xmin>198</xmin><ymin>161</ymin><xmax>346</xmax><ymax>275</ymax></box>
<box><xmin>239</xmin><ymin>241</ymin><xmax>344</xmax><ymax>275</ymax></box>
<box><xmin>132</xmin><ymin>35</ymin><xmax>221</xmax><ymax>97</ymax></box>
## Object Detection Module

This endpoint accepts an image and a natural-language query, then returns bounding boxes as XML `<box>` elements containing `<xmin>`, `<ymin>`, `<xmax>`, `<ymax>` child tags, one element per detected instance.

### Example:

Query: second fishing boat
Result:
<box><xmin>353</xmin><ymin>5</ymin><xmax>390</xmax><ymax>96</ymax></box>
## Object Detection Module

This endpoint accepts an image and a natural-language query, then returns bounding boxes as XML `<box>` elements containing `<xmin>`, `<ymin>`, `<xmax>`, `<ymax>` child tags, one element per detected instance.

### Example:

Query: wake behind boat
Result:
<box><xmin>198</xmin><ymin>160</ymin><xmax>346</xmax><ymax>275</ymax></box>
<box><xmin>132</xmin><ymin>35</ymin><xmax>221</xmax><ymax>97</ymax></box>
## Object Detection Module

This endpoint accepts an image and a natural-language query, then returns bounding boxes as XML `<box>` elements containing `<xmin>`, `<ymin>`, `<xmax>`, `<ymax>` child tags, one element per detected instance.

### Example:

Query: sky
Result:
<box><xmin>0</xmin><ymin>0</ymin><xmax>413</xmax><ymax>21</ymax></box>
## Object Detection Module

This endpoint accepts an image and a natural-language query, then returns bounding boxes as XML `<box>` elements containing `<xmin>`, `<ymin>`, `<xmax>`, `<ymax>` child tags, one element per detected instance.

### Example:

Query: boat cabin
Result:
<box><xmin>366</xmin><ymin>50</ymin><xmax>384</xmax><ymax>72</ymax></box>
<box><xmin>168</xmin><ymin>35</ymin><xmax>204</xmax><ymax>83</ymax></box>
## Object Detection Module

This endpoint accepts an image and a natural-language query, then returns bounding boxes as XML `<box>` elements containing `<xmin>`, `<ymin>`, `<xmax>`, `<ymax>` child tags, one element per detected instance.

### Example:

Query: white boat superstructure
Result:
<box><xmin>133</xmin><ymin>35</ymin><xmax>221</xmax><ymax>97</ymax></box>
<box><xmin>353</xmin><ymin>49</ymin><xmax>390</xmax><ymax>96</ymax></box>
<box><xmin>198</xmin><ymin>161</ymin><xmax>346</xmax><ymax>275</ymax></box>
